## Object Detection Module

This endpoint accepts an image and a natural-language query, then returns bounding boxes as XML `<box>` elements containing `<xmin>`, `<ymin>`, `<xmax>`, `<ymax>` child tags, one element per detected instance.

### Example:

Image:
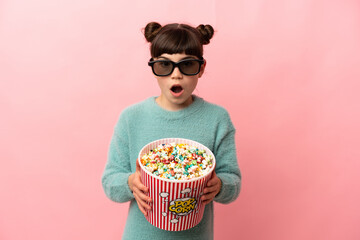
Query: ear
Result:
<box><xmin>198</xmin><ymin>59</ymin><xmax>206</xmax><ymax>78</ymax></box>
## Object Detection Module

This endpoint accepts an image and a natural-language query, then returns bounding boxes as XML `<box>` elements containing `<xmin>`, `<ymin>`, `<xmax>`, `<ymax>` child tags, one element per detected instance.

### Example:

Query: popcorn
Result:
<box><xmin>140</xmin><ymin>143</ymin><xmax>214</xmax><ymax>180</ymax></box>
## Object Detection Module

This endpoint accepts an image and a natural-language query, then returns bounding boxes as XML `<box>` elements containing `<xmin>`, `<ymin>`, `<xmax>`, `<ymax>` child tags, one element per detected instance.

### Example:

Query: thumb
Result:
<box><xmin>207</xmin><ymin>171</ymin><xmax>217</xmax><ymax>186</ymax></box>
<box><xmin>136</xmin><ymin>158</ymin><xmax>141</xmax><ymax>172</ymax></box>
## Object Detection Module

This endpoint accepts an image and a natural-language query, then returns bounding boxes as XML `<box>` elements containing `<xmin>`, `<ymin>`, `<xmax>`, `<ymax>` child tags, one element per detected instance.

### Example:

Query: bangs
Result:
<box><xmin>151</xmin><ymin>26</ymin><xmax>203</xmax><ymax>58</ymax></box>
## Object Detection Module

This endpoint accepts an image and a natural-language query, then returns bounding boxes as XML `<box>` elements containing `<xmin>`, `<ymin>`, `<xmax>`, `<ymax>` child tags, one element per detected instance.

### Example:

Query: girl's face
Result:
<box><xmin>152</xmin><ymin>53</ymin><xmax>206</xmax><ymax>111</ymax></box>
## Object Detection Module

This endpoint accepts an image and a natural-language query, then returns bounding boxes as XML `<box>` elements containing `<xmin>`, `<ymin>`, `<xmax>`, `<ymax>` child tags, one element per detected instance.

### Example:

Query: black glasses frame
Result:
<box><xmin>148</xmin><ymin>58</ymin><xmax>205</xmax><ymax>76</ymax></box>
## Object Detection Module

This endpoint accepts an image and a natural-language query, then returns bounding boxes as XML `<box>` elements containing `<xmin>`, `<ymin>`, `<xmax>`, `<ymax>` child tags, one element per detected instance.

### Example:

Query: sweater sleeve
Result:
<box><xmin>101</xmin><ymin>112</ymin><xmax>134</xmax><ymax>203</ymax></box>
<box><xmin>213</xmin><ymin>111</ymin><xmax>242</xmax><ymax>204</ymax></box>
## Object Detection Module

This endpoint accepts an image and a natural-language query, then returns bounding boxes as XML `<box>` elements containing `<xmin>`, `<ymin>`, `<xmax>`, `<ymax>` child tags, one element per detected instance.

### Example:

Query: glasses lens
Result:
<box><xmin>153</xmin><ymin>61</ymin><xmax>173</xmax><ymax>76</ymax></box>
<box><xmin>179</xmin><ymin>60</ymin><xmax>200</xmax><ymax>75</ymax></box>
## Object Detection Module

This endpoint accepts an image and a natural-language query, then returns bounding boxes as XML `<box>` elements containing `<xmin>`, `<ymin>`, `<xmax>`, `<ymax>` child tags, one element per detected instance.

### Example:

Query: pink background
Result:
<box><xmin>1</xmin><ymin>0</ymin><xmax>359</xmax><ymax>239</ymax></box>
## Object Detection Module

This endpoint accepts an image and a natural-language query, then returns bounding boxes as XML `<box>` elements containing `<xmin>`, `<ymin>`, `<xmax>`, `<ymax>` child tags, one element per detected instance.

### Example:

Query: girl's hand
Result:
<box><xmin>128</xmin><ymin>160</ymin><xmax>152</xmax><ymax>216</ymax></box>
<box><xmin>201</xmin><ymin>172</ymin><xmax>222</xmax><ymax>205</ymax></box>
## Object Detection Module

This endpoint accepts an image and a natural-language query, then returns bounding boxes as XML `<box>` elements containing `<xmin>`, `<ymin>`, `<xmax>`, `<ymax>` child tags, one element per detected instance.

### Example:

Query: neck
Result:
<box><xmin>156</xmin><ymin>95</ymin><xmax>194</xmax><ymax>111</ymax></box>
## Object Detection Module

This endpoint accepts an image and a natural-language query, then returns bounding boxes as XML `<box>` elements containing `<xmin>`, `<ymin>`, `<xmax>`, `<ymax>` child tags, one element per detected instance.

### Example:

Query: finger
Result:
<box><xmin>207</xmin><ymin>179</ymin><xmax>216</xmax><ymax>187</ymax></box>
<box><xmin>204</xmin><ymin>185</ymin><xmax>217</xmax><ymax>194</ymax></box>
<box><xmin>135</xmin><ymin>193</ymin><xmax>152</xmax><ymax>211</ymax></box>
<box><xmin>133</xmin><ymin>189</ymin><xmax>152</xmax><ymax>207</ymax></box>
<box><xmin>133</xmin><ymin>194</ymin><xmax>148</xmax><ymax>216</ymax></box>
<box><xmin>136</xmin><ymin>159</ymin><xmax>141</xmax><ymax>171</ymax></box>
<box><xmin>133</xmin><ymin>187</ymin><xmax>152</xmax><ymax>203</ymax></box>
<box><xmin>140</xmin><ymin>199</ymin><xmax>152</xmax><ymax>211</ymax></box>
<box><xmin>202</xmin><ymin>198</ymin><xmax>213</xmax><ymax>205</ymax></box>
<box><xmin>201</xmin><ymin>191</ymin><xmax>216</xmax><ymax>201</ymax></box>
<box><xmin>135</xmin><ymin>181</ymin><xmax>148</xmax><ymax>193</ymax></box>
<box><xmin>133</xmin><ymin>173</ymin><xmax>149</xmax><ymax>193</ymax></box>
<box><xmin>206</xmin><ymin>176</ymin><xmax>219</xmax><ymax>187</ymax></box>
<box><xmin>201</xmin><ymin>193</ymin><xmax>218</xmax><ymax>206</ymax></box>
<box><xmin>201</xmin><ymin>194</ymin><xmax>215</xmax><ymax>205</ymax></box>
<box><xmin>203</xmin><ymin>185</ymin><xmax>218</xmax><ymax>194</ymax></box>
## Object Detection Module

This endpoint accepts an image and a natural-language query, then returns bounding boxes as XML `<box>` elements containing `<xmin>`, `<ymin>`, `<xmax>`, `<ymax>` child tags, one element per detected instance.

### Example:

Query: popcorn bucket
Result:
<box><xmin>138</xmin><ymin>138</ymin><xmax>216</xmax><ymax>231</ymax></box>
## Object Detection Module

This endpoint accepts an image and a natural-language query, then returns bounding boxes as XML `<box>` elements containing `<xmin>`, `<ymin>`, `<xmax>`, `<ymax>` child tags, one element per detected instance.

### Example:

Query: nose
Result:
<box><xmin>171</xmin><ymin>66</ymin><xmax>183</xmax><ymax>79</ymax></box>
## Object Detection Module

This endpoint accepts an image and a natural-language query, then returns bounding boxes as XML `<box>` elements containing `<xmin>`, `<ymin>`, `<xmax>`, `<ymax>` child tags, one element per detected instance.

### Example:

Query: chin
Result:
<box><xmin>174</xmin><ymin>96</ymin><xmax>192</xmax><ymax>106</ymax></box>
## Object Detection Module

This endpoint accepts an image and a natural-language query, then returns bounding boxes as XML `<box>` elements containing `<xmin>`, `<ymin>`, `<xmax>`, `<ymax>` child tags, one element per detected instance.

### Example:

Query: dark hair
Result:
<box><xmin>144</xmin><ymin>22</ymin><xmax>214</xmax><ymax>59</ymax></box>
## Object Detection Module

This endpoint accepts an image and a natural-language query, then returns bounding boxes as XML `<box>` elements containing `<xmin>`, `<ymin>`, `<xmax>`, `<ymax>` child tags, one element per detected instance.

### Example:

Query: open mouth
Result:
<box><xmin>171</xmin><ymin>85</ymin><xmax>183</xmax><ymax>93</ymax></box>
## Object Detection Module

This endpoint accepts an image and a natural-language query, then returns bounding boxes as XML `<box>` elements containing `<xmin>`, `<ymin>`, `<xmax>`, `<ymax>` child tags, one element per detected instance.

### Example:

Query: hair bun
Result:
<box><xmin>196</xmin><ymin>24</ymin><xmax>214</xmax><ymax>45</ymax></box>
<box><xmin>144</xmin><ymin>22</ymin><xmax>162</xmax><ymax>42</ymax></box>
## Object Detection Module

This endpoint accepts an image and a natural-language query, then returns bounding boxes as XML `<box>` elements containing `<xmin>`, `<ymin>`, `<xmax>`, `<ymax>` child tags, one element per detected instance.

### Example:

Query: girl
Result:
<box><xmin>102</xmin><ymin>22</ymin><xmax>241</xmax><ymax>240</ymax></box>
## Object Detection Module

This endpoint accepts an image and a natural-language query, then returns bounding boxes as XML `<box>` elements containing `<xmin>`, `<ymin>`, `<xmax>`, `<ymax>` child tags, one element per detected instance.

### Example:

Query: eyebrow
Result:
<box><xmin>157</xmin><ymin>56</ymin><xmax>197</xmax><ymax>61</ymax></box>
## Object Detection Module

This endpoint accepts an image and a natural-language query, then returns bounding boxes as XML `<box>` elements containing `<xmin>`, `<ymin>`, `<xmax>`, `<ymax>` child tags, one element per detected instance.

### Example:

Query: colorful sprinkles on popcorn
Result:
<box><xmin>140</xmin><ymin>143</ymin><xmax>214</xmax><ymax>180</ymax></box>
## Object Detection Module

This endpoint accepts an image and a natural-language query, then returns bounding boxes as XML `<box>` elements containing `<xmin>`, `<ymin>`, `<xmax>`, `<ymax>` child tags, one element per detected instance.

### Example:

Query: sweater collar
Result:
<box><xmin>148</xmin><ymin>95</ymin><xmax>204</xmax><ymax>120</ymax></box>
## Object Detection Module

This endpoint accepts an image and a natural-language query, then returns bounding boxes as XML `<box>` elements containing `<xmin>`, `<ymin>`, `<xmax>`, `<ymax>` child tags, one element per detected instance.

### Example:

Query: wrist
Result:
<box><xmin>215</xmin><ymin>177</ymin><xmax>222</xmax><ymax>197</ymax></box>
<box><xmin>128</xmin><ymin>173</ymin><xmax>134</xmax><ymax>193</ymax></box>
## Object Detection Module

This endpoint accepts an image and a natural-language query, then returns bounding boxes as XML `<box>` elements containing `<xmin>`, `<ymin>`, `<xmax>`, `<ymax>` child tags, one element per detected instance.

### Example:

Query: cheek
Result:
<box><xmin>189</xmin><ymin>79</ymin><xmax>199</xmax><ymax>90</ymax></box>
<box><xmin>156</xmin><ymin>78</ymin><xmax>167</xmax><ymax>89</ymax></box>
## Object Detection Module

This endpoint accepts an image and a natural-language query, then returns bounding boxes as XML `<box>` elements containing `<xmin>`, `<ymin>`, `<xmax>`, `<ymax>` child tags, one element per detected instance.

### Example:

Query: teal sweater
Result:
<box><xmin>102</xmin><ymin>95</ymin><xmax>241</xmax><ymax>240</ymax></box>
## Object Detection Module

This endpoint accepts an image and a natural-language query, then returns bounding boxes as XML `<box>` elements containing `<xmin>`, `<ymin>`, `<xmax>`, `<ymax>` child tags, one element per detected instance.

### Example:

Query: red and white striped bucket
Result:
<box><xmin>138</xmin><ymin>138</ymin><xmax>216</xmax><ymax>231</ymax></box>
